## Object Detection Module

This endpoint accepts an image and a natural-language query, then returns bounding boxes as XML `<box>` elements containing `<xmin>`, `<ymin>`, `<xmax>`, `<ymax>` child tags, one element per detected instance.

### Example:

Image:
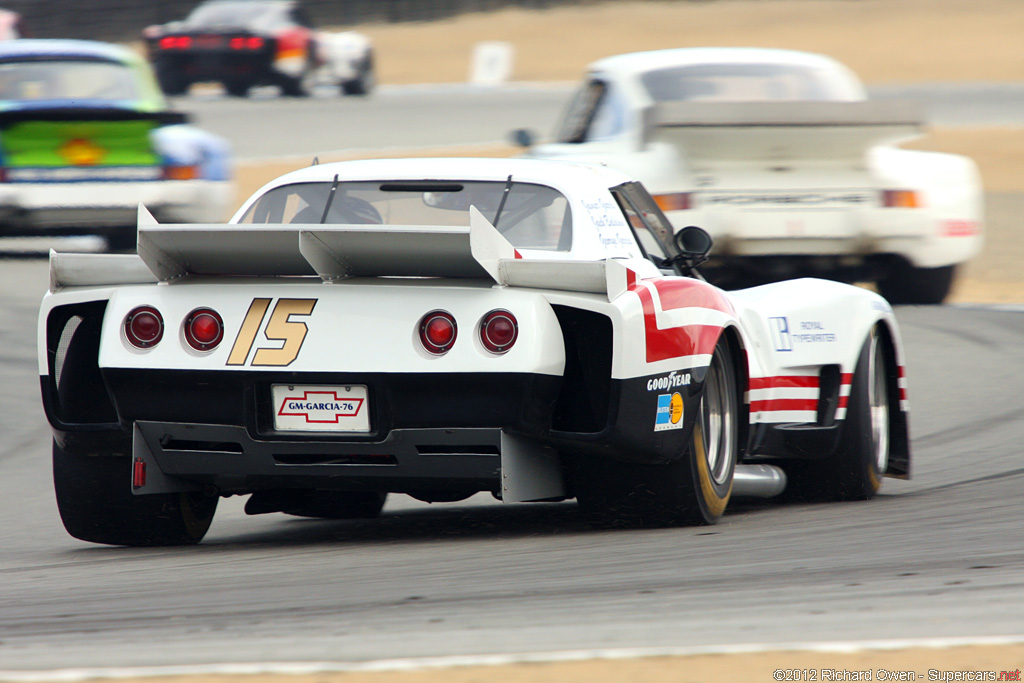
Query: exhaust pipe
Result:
<box><xmin>732</xmin><ymin>464</ymin><xmax>787</xmax><ymax>498</ymax></box>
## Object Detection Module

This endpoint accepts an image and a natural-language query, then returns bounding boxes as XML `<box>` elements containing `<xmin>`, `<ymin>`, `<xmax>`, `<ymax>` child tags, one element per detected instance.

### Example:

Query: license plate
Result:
<box><xmin>272</xmin><ymin>384</ymin><xmax>370</xmax><ymax>432</ymax></box>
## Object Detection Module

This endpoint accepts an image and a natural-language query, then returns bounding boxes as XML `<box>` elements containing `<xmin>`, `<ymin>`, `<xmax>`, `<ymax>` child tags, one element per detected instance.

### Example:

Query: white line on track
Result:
<box><xmin>2</xmin><ymin>635</ymin><xmax>1023</xmax><ymax>682</ymax></box>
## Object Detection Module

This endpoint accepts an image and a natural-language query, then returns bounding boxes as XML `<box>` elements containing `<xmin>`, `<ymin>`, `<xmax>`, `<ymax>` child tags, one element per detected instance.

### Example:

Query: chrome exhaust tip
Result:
<box><xmin>732</xmin><ymin>464</ymin><xmax>787</xmax><ymax>498</ymax></box>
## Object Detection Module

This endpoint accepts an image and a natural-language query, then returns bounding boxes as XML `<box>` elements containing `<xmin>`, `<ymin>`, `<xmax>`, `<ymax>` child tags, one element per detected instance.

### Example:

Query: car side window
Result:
<box><xmin>555</xmin><ymin>80</ymin><xmax>606</xmax><ymax>143</ymax></box>
<box><xmin>587</xmin><ymin>82</ymin><xmax>627</xmax><ymax>140</ymax></box>
<box><xmin>610</xmin><ymin>182</ymin><xmax>677</xmax><ymax>265</ymax></box>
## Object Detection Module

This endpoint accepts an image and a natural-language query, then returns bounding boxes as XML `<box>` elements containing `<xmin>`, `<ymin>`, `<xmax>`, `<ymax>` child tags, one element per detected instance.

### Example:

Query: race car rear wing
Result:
<box><xmin>49</xmin><ymin>205</ymin><xmax>653</xmax><ymax>300</ymax></box>
<box><xmin>639</xmin><ymin>100</ymin><xmax>924</xmax><ymax>161</ymax></box>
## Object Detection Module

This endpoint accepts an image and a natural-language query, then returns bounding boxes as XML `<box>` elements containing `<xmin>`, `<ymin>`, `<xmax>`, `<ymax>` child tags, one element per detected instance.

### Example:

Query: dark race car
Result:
<box><xmin>143</xmin><ymin>0</ymin><xmax>374</xmax><ymax>98</ymax></box>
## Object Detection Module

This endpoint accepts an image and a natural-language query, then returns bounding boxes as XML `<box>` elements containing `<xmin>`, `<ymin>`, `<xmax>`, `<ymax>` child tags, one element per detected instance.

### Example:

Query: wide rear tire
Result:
<box><xmin>575</xmin><ymin>337</ymin><xmax>738</xmax><ymax>527</ymax></box>
<box><xmin>342</xmin><ymin>53</ymin><xmax>375</xmax><ymax>96</ymax></box>
<box><xmin>53</xmin><ymin>440</ymin><xmax>218</xmax><ymax>547</ymax></box>
<box><xmin>877</xmin><ymin>262</ymin><xmax>955</xmax><ymax>305</ymax></box>
<box><xmin>785</xmin><ymin>326</ymin><xmax>893</xmax><ymax>501</ymax></box>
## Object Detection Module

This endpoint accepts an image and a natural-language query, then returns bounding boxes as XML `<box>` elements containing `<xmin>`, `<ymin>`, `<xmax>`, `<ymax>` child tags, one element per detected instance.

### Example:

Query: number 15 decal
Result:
<box><xmin>227</xmin><ymin>298</ymin><xmax>317</xmax><ymax>367</ymax></box>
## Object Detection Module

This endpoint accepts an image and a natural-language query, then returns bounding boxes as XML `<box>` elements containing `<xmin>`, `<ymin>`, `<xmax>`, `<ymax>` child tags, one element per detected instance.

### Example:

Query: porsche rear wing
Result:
<box><xmin>48</xmin><ymin>206</ymin><xmax>646</xmax><ymax>300</ymax></box>
<box><xmin>640</xmin><ymin>100</ymin><xmax>924</xmax><ymax>161</ymax></box>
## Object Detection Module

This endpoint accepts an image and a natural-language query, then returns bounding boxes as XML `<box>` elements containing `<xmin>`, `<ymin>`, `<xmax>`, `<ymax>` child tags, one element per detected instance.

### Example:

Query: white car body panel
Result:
<box><xmin>316</xmin><ymin>31</ymin><xmax>372</xmax><ymax>83</ymax></box>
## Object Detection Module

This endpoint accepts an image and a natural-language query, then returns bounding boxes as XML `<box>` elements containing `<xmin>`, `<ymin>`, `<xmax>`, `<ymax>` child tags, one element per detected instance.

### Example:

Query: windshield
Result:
<box><xmin>183</xmin><ymin>2</ymin><xmax>288</xmax><ymax>30</ymax></box>
<box><xmin>0</xmin><ymin>60</ymin><xmax>141</xmax><ymax>103</ymax></box>
<box><xmin>239</xmin><ymin>179</ymin><xmax>573</xmax><ymax>252</ymax></box>
<box><xmin>641</xmin><ymin>63</ymin><xmax>858</xmax><ymax>102</ymax></box>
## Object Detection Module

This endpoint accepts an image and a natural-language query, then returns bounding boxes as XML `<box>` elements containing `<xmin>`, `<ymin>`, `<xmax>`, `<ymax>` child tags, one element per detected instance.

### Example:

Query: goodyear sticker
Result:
<box><xmin>654</xmin><ymin>392</ymin><xmax>684</xmax><ymax>431</ymax></box>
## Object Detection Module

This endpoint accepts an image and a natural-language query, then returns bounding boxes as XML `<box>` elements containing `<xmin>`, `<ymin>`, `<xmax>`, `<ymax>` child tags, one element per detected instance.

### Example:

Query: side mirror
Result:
<box><xmin>674</xmin><ymin>225</ymin><xmax>713</xmax><ymax>258</ymax></box>
<box><xmin>510</xmin><ymin>128</ymin><xmax>535</xmax><ymax>148</ymax></box>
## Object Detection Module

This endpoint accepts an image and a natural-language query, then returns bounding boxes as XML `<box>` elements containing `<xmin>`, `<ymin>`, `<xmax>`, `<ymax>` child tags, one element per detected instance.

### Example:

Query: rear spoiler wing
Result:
<box><xmin>639</xmin><ymin>100</ymin><xmax>924</xmax><ymax>160</ymax></box>
<box><xmin>48</xmin><ymin>205</ymin><xmax>654</xmax><ymax>301</ymax></box>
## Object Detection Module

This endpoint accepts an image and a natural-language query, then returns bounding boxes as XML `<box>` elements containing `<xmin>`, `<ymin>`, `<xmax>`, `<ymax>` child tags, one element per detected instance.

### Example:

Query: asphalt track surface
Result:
<box><xmin>1</xmin><ymin>85</ymin><xmax>1023</xmax><ymax>673</ymax></box>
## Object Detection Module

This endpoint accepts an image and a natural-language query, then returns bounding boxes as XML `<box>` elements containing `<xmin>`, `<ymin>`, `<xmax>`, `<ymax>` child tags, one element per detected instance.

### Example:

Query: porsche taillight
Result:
<box><xmin>480</xmin><ymin>310</ymin><xmax>518</xmax><ymax>354</ymax></box>
<box><xmin>419</xmin><ymin>311</ymin><xmax>457</xmax><ymax>355</ymax></box>
<box><xmin>652</xmin><ymin>192</ymin><xmax>693</xmax><ymax>212</ymax></box>
<box><xmin>882</xmin><ymin>189</ymin><xmax>923</xmax><ymax>208</ymax></box>
<box><xmin>183</xmin><ymin>308</ymin><xmax>224</xmax><ymax>351</ymax></box>
<box><xmin>124</xmin><ymin>305</ymin><xmax>164</xmax><ymax>349</ymax></box>
<box><xmin>163</xmin><ymin>164</ymin><xmax>199</xmax><ymax>181</ymax></box>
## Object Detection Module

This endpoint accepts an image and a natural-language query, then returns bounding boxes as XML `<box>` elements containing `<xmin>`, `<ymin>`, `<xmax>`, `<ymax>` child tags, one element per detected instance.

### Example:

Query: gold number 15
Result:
<box><xmin>226</xmin><ymin>298</ymin><xmax>317</xmax><ymax>367</ymax></box>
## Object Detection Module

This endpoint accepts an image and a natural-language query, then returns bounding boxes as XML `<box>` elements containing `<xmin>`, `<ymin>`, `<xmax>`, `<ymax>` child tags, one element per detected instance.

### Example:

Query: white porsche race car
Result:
<box><xmin>516</xmin><ymin>48</ymin><xmax>983</xmax><ymax>304</ymax></box>
<box><xmin>38</xmin><ymin>158</ymin><xmax>910</xmax><ymax>546</ymax></box>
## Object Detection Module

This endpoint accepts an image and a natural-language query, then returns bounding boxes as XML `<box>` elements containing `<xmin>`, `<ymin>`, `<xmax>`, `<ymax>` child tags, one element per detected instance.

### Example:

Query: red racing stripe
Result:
<box><xmin>750</xmin><ymin>398</ymin><xmax>818</xmax><ymax>413</ymax></box>
<box><xmin>749</xmin><ymin>376</ymin><xmax>819</xmax><ymax>390</ymax></box>
<box><xmin>628</xmin><ymin>277</ymin><xmax>731</xmax><ymax>363</ymax></box>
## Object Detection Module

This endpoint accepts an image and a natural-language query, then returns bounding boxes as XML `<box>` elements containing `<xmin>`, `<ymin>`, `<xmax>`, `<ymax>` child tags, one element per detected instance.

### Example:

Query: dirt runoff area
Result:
<box><xmin>205</xmin><ymin>3</ymin><xmax>1024</xmax><ymax>681</ymax></box>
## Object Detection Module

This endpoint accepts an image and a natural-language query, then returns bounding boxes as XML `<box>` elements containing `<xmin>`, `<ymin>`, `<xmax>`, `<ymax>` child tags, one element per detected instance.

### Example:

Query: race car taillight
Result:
<box><xmin>419</xmin><ymin>311</ymin><xmax>457</xmax><ymax>355</ymax></box>
<box><xmin>652</xmin><ymin>192</ymin><xmax>693</xmax><ymax>212</ymax></box>
<box><xmin>275</xmin><ymin>27</ymin><xmax>310</xmax><ymax>60</ymax></box>
<box><xmin>480</xmin><ymin>310</ymin><xmax>518</xmax><ymax>354</ymax></box>
<box><xmin>183</xmin><ymin>308</ymin><xmax>224</xmax><ymax>351</ymax></box>
<box><xmin>163</xmin><ymin>164</ymin><xmax>199</xmax><ymax>181</ymax></box>
<box><xmin>230</xmin><ymin>36</ymin><xmax>265</xmax><ymax>50</ymax></box>
<box><xmin>159</xmin><ymin>36</ymin><xmax>192</xmax><ymax>50</ymax></box>
<box><xmin>882</xmin><ymin>189</ymin><xmax>923</xmax><ymax>208</ymax></box>
<box><xmin>124</xmin><ymin>305</ymin><xmax>164</xmax><ymax>349</ymax></box>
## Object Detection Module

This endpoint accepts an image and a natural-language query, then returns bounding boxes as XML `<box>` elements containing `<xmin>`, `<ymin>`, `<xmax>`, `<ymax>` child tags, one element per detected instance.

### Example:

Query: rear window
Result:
<box><xmin>239</xmin><ymin>179</ymin><xmax>573</xmax><ymax>252</ymax></box>
<box><xmin>184</xmin><ymin>2</ymin><xmax>284</xmax><ymax>29</ymax></box>
<box><xmin>0</xmin><ymin>59</ymin><xmax>140</xmax><ymax>102</ymax></box>
<box><xmin>641</xmin><ymin>63</ymin><xmax>858</xmax><ymax>102</ymax></box>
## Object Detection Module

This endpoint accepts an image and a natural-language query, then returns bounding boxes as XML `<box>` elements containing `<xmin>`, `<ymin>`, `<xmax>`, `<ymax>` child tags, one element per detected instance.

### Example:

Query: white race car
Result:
<box><xmin>516</xmin><ymin>48</ymin><xmax>983</xmax><ymax>304</ymax></box>
<box><xmin>39</xmin><ymin>158</ymin><xmax>910</xmax><ymax>546</ymax></box>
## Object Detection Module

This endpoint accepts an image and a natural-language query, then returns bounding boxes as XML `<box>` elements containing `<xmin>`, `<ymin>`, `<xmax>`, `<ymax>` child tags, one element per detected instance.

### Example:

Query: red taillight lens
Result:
<box><xmin>480</xmin><ymin>310</ymin><xmax>518</xmax><ymax>354</ymax></box>
<box><xmin>124</xmin><ymin>305</ymin><xmax>164</xmax><ymax>349</ymax></box>
<box><xmin>419</xmin><ymin>311</ymin><xmax>457</xmax><ymax>355</ymax></box>
<box><xmin>159</xmin><ymin>36</ymin><xmax>192</xmax><ymax>50</ymax></box>
<box><xmin>183</xmin><ymin>308</ymin><xmax>224</xmax><ymax>351</ymax></box>
<box><xmin>230</xmin><ymin>36</ymin><xmax>265</xmax><ymax>50</ymax></box>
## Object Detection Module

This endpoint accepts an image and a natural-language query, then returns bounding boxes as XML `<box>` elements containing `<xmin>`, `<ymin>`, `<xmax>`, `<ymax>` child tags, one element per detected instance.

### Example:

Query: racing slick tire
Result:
<box><xmin>224</xmin><ymin>79</ymin><xmax>252</xmax><ymax>98</ymax></box>
<box><xmin>342</xmin><ymin>52</ymin><xmax>375</xmax><ymax>96</ymax></box>
<box><xmin>283</xmin><ymin>490</ymin><xmax>387</xmax><ymax>519</ymax></box>
<box><xmin>876</xmin><ymin>262</ymin><xmax>956</xmax><ymax>305</ymax></box>
<box><xmin>786</xmin><ymin>326</ymin><xmax>893</xmax><ymax>501</ymax></box>
<box><xmin>155</xmin><ymin>68</ymin><xmax>188</xmax><ymax>96</ymax></box>
<box><xmin>53</xmin><ymin>439</ymin><xmax>218</xmax><ymax>546</ymax></box>
<box><xmin>575</xmin><ymin>337</ymin><xmax>738</xmax><ymax>527</ymax></box>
